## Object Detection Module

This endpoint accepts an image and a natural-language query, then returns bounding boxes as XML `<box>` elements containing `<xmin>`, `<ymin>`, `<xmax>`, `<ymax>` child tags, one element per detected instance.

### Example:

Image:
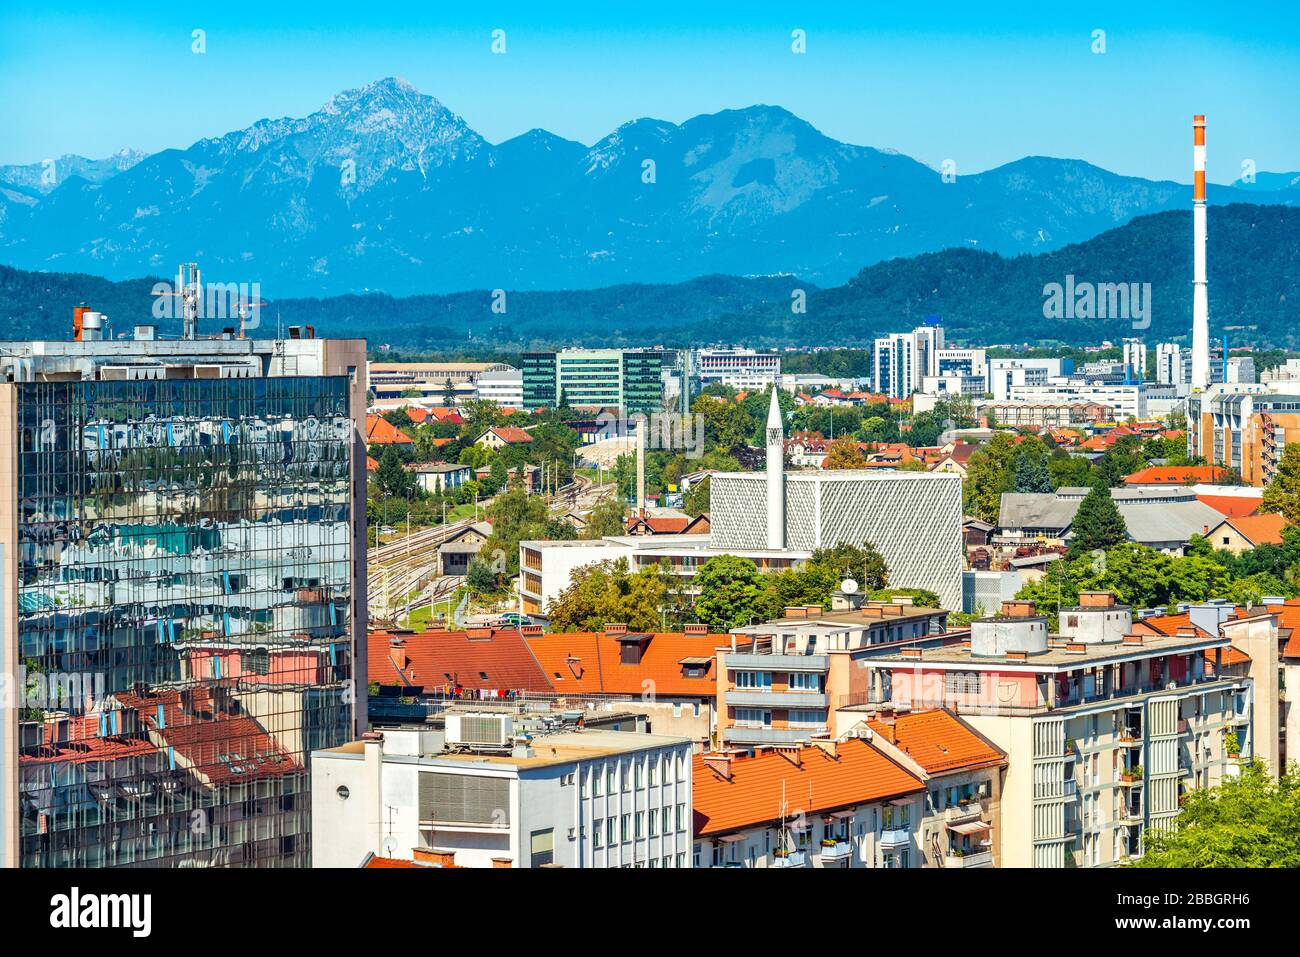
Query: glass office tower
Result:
<box><xmin>1</xmin><ymin>333</ymin><xmax>367</xmax><ymax>868</ymax></box>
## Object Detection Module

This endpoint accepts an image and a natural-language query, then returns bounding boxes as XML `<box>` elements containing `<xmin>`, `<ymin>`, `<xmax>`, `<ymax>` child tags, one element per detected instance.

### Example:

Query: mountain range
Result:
<box><xmin>3</xmin><ymin>203</ymin><xmax>1296</xmax><ymax>349</ymax></box>
<box><xmin>1</xmin><ymin>77</ymin><xmax>1296</xmax><ymax>298</ymax></box>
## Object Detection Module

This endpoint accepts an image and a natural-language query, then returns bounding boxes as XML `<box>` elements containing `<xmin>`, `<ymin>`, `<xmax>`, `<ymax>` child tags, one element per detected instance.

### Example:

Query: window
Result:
<box><xmin>635</xmin><ymin>762</ymin><xmax>644</xmax><ymax>789</ymax></box>
<box><xmin>606</xmin><ymin>766</ymin><xmax>616</xmax><ymax>794</ymax></box>
<box><xmin>635</xmin><ymin>812</ymin><xmax>645</xmax><ymax>839</ymax></box>
<box><xmin>789</xmin><ymin>672</ymin><xmax>819</xmax><ymax>691</ymax></box>
<box><xmin>735</xmin><ymin>708</ymin><xmax>772</xmax><ymax>728</ymax></box>
<box><xmin>621</xmin><ymin>814</ymin><xmax>631</xmax><ymax>843</ymax></box>
<box><xmin>662</xmin><ymin>807</ymin><xmax>671</xmax><ymax>835</ymax></box>
<box><xmin>677</xmin><ymin>804</ymin><xmax>686</xmax><ymax>831</ymax></box>
<box><xmin>944</xmin><ymin>671</ymin><xmax>982</xmax><ymax>695</ymax></box>
<box><xmin>594</xmin><ymin>767</ymin><xmax>605</xmax><ymax>796</ymax></box>
<box><xmin>606</xmin><ymin>819</ymin><xmax>615</xmax><ymax>846</ymax></box>
<box><xmin>736</xmin><ymin>670</ymin><xmax>772</xmax><ymax>689</ymax></box>
<box><xmin>622</xmin><ymin>764</ymin><xmax>631</xmax><ymax>792</ymax></box>
<box><xmin>649</xmin><ymin>811</ymin><xmax>658</xmax><ymax>837</ymax></box>
<box><xmin>593</xmin><ymin>819</ymin><xmax>604</xmax><ymax>848</ymax></box>
<box><xmin>649</xmin><ymin>757</ymin><xmax>660</xmax><ymax>786</ymax></box>
<box><xmin>528</xmin><ymin>829</ymin><xmax>555</xmax><ymax>868</ymax></box>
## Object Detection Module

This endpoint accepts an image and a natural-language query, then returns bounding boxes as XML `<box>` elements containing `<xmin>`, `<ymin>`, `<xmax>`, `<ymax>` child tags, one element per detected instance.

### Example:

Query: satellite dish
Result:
<box><xmin>841</xmin><ymin>578</ymin><xmax>859</xmax><ymax>594</ymax></box>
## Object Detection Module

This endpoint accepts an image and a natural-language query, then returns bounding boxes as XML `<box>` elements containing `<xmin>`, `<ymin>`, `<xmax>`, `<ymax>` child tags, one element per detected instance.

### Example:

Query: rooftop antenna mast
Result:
<box><xmin>152</xmin><ymin>262</ymin><xmax>203</xmax><ymax>339</ymax></box>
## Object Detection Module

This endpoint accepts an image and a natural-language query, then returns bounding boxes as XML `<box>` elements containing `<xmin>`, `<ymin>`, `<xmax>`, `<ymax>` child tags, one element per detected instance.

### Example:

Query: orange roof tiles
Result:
<box><xmin>370</xmin><ymin>627</ymin><xmax>553</xmax><ymax>694</ymax></box>
<box><xmin>1215</xmin><ymin>513</ymin><xmax>1288</xmax><ymax>546</ymax></box>
<box><xmin>1197</xmin><ymin>495</ymin><xmax>1263</xmax><ymax>519</ymax></box>
<box><xmin>115</xmin><ymin>688</ymin><xmax>300</xmax><ymax>786</ymax></box>
<box><xmin>866</xmin><ymin>709</ymin><xmax>1006</xmax><ymax>775</ymax></box>
<box><xmin>1124</xmin><ymin>465</ymin><xmax>1230</xmax><ymax>485</ymax></box>
<box><xmin>18</xmin><ymin>714</ymin><xmax>158</xmax><ymax>766</ymax></box>
<box><xmin>365</xmin><ymin>856</ymin><xmax>424</xmax><ymax>868</ymax></box>
<box><xmin>692</xmin><ymin>739</ymin><xmax>923</xmax><ymax>837</ymax></box>
<box><xmin>525</xmin><ymin>631</ymin><xmax>722</xmax><ymax>697</ymax></box>
<box><xmin>488</xmin><ymin>426</ymin><xmax>533</xmax><ymax>444</ymax></box>
<box><xmin>366</xmin><ymin>414</ymin><xmax>414</xmax><ymax>445</ymax></box>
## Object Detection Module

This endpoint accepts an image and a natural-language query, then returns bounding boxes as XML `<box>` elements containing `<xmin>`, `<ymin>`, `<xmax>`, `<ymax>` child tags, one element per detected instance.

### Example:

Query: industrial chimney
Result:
<box><xmin>1191</xmin><ymin>115</ymin><xmax>1210</xmax><ymax>391</ymax></box>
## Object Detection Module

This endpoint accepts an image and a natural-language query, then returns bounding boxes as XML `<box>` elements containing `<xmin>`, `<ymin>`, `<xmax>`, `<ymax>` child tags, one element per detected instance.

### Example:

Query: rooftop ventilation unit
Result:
<box><xmin>444</xmin><ymin>713</ymin><xmax>513</xmax><ymax>750</ymax></box>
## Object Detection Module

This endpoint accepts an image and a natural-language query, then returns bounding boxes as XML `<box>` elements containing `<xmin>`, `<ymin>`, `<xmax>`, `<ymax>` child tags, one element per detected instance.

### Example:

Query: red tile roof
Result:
<box><xmin>365</xmin><ymin>856</ymin><xmax>424</xmax><ymax>868</ymax></box>
<box><xmin>370</xmin><ymin>627</ymin><xmax>553</xmax><ymax>694</ymax></box>
<box><xmin>18</xmin><ymin>714</ymin><xmax>158</xmax><ymax>766</ymax></box>
<box><xmin>1214</xmin><ymin>513</ymin><xmax>1288</xmax><ymax>547</ymax></box>
<box><xmin>866</xmin><ymin>709</ymin><xmax>1006</xmax><ymax>774</ymax></box>
<box><xmin>1197</xmin><ymin>494</ymin><xmax>1263</xmax><ymax>519</ymax></box>
<box><xmin>366</xmin><ymin>415</ymin><xmax>414</xmax><ymax>445</ymax></box>
<box><xmin>692</xmin><ymin>739</ymin><xmax>923</xmax><ymax>837</ymax></box>
<box><xmin>525</xmin><ymin>631</ymin><xmax>722</xmax><ymax>697</ymax></box>
<box><xmin>626</xmin><ymin>515</ymin><xmax>692</xmax><ymax>534</ymax></box>
<box><xmin>115</xmin><ymin>688</ymin><xmax>300</xmax><ymax>786</ymax></box>
<box><xmin>487</xmin><ymin>426</ymin><xmax>533</xmax><ymax>444</ymax></box>
<box><xmin>1124</xmin><ymin>465</ymin><xmax>1230</xmax><ymax>485</ymax></box>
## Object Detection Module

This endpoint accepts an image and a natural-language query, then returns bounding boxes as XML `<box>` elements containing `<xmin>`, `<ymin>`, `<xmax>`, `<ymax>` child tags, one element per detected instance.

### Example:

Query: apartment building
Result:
<box><xmin>1156</xmin><ymin>343</ymin><xmax>1185</xmax><ymax>387</ymax></box>
<box><xmin>521</xmin><ymin>349</ymin><xmax>664</xmax><ymax>415</ymax></box>
<box><xmin>1187</xmin><ymin>384</ymin><xmax>1300</xmax><ymax>486</ymax></box>
<box><xmin>988</xmin><ymin>358</ymin><xmax>1072</xmax><ymax>403</ymax></box>
<box><xmin>859</xmin><ymin>593</ymin><xmax>1267</xmax><ymax>867</ymax></box>
<box><xmin>873</xmin><ymin>324</ymin><xmax>943</xmax><ymax>398</ymax></box>
<box><xmin>692</xmin><ymin>738</ymin><xmax>924</xmax><ymax>868</ymax></box>
<box><xmin>3</xmin><ymin>328</ymin><xmax>368</xmax><ymax>868</ymax></box>
<box><xmin>1122</xmin><ymin>339</ymin><xmax>1147</xmax><ymax>381</ymax></box>
<box><xmin>311</xmin><ymin>722</ymin><xmax>693</xmax><ymax>868</ymax></box>
<box><xmin>719</xmin><ymin>593</ymin><xmax>951</xmax><ymax>747</ymax></box>
<box><xmin>692</xmin><ymin>707</ymin><xmax>1004</xmax><ymax>869</ymax></box>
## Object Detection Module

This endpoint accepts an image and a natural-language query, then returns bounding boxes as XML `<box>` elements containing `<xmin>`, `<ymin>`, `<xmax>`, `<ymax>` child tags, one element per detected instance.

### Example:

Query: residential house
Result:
<box><xmin>1204</xmin><ymin>513</ymin><xmax>1288</xmax><ymax>555</ymax></box>
<box><xmin>475</xmin><ymin>426</ymin><xmax>534</xmax><ymax>449</ymax></box>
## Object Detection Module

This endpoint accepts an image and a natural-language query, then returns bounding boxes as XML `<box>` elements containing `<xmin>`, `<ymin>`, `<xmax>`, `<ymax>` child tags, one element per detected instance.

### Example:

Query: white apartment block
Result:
<box><xmin>474</xmin><ymin>369</ymin><xmax>524</xmax><ymax>407</ymax></box>
<box><xmin>311</xmin><ymin>722</ymin><xmax>694</xmax><ymax>868</ymax></box>
<box><xmin>1009</xmin><ymin>383</ymin><xmax>1151</xmax><ymax>421</ymax></box>
<box><xmin>1156</xmin><ymin>343</ymin><xmax>1185</xmax><ymax>387</ymax></box>
<box><xmin>1122</xmin><ymin>339</ymin><xmax>1147</xmax><ymax>382</ymax></box>
<box><xmin>695</xmin><ymin>348</ymin><xmax>781</xmax><ymax>391</ymax></box>
<box><xmin>988</xmin><ymin>358</ymin><xmax>1068</xmax><ymax>403</ymax></box>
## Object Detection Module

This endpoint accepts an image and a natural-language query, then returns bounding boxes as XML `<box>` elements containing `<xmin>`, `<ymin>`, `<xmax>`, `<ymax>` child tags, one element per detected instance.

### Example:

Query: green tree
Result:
<box><xmin>465</xmin><ymin>557</ymin><xmax>500</xmax><ymax>593</ymax></box>
<box><xmin>1136</xmin><ymin>762</ymin><xmax>1300</xmax><ymax>867</ymax></box>
<box><xmin>583</xmin><ymin>495</ymin><xmax>628</xmax><ymax>539</ymax></box>
<box><xmin>683</xmin><ymin>476</ymin><xmax>711</xmax><ymax>516</ymax></box>
<box><xmin>1013</xmin><ymin>449</ymin><xmax>1054</xmax><ymax>493</ymax></box>
<box><xmin>1261</xmin><ymin>443</ymin><xmax>1300</xmax><ymax>524</ymax></box>
<box><xmin>546</xmin><ymin>558</ymin><xmax>666</xmax><ymax>632</ymax></box>
<box><xmin>824</xmin><ymin>437</ymin><xmax>868</xmax><ymax>469</ymax></box>
<box><xmin>374</xmin><ymin>445</ymin><xmax>417</xmax><ymax>499</ymax></box>
<box><xmin>442</xmin><ymin>378</ymin><xmax>456</xmax><ymax>406</ymax></box>
<box><xmin>808</xmin><ymin>541</ymin><xmax>889</xmax><ymax>591</ymax></box>
<box><xmin>962</xmin><ymin>432</ymin><xmax>1018</xmax><ymax>523</ymax></box>
<box><xmin>1068</xmin><ymin>484</ymin><xmax>1128</xmax><ymax>557</ymax></box>
<box><xmin>693</xmin><ymin>555</ymin><xmax>769</xmax><ymax>630</ymax></box>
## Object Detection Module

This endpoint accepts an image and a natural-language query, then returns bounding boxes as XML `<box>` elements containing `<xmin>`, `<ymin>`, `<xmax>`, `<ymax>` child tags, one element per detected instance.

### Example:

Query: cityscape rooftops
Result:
<box><xmin>692</xmin><ymin>738</ymin><xmax>924</xmax><ymax>837</ymax></box>
<box><xmin>369</xmin><ymin>626</ymin><xmax>553</xmax><ymax>694</ymax></box>
<box><xmin>866</xmin><ymin>709</ymin><xmax>1006</xmax><ymax>775</ymax></box>
<box><xmin>524</xmin><ymin>626</ymin><xmax>724</xmax><ymax>697</ymax></box>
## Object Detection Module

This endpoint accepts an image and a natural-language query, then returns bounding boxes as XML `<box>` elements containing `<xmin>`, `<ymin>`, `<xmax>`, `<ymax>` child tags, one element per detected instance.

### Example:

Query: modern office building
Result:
<box><xmin>694</xmin><ymin>349</ymin><xmax>781</xmax><ymax>391</ymax></box>
<box><xmin>2</xmin><ymin>325</ymin><xmax>367</xmax><ymax>868</ymax></box>
<box><xmin>873</xmin><ymin>325</ymin><xmax>943</xmax><ymax>399</ymax></box>
<box><xmin>311</xmin><ymin>721</ymin><xmax>693</xmax><ymax>868</ymax></box>
<box><xmin>1007</xmin><ymin>383</ymin><xmax>1158</xmax><ymax>421</ymax></box>
<box><xmin>521</xmin><ymin>349</ymin><xmax>664</xmax><ymax>415</ymax></box>
<box><xmin>473</xmin><ymin>369</ymin><xmax>524</xmax><ymax>408</ymax></box>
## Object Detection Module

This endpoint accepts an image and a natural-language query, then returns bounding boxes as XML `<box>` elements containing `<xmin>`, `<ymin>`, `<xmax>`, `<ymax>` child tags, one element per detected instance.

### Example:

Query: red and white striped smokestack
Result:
<box><xmin>1191</xmin><ymin>115</ymin><xmax>1210</xmax><ymax>391</ymax></box>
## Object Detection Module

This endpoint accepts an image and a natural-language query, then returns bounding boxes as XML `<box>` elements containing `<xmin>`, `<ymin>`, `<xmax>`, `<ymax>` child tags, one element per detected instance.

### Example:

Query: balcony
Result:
<box><xmin>944</xmin><ymin>803</ymin><xmax>982</xmax><ymax>825</ymax></box>
<box><xmin>878</xmin><ymin>828</ymin><xmax>911</xmax><ymax>849</ymax></box>
<box><xmin>727</xmin><ymin>652</ymin><xmax>829</xmax><ymax>672</ymax></box>
<box><xmin>771</xmin><ymin>850</ymin><xmax>807</xmax><ymax>868</ymax></box>
<box><xmin>726</xmin><ymin>689</ymin><xmax>829</xmax><ymax>709</ymax></box>
<box><xmin>723</xmin><ymin>726</ymin><xmax>828</xmax><ymax>745</ymax></box>
<box><xmin>944</xmin><ymin>849</ymin><xmax>993</xmax><ymax>868</ymax></box>
<box><xmin>819</xmin><ymin>839</ymin><xmax>853</xmax><ymax>862</ymax></box>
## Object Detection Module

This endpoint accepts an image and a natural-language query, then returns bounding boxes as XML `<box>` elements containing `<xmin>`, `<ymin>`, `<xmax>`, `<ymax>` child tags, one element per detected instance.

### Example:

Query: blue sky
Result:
<box><xmin>1</xmin><ymin>1</ymin><xmax>1297</xmax><ymax>181</ymax></box>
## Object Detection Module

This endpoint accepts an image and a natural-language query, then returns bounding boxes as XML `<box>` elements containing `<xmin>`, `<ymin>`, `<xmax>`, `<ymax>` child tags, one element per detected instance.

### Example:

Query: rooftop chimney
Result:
<box><xmin>1191</xmin><ymin>115</ymin><xmax>1211</xmax><ymax>391</ymax></box>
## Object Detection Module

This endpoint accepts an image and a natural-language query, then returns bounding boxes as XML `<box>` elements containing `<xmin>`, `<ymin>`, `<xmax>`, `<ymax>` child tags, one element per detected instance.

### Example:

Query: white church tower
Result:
<box><xmin>766</xmin><ymin>386</ymin><xmax>785</xmax><ymax>549</ymax></box>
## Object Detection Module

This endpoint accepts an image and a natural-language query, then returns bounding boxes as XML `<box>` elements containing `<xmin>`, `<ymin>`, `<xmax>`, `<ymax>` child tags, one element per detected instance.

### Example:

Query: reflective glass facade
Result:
<box><xmin>14</xmin><ymin>376</ymin><xmax>354</xmax><ymax>867</ymax></box>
